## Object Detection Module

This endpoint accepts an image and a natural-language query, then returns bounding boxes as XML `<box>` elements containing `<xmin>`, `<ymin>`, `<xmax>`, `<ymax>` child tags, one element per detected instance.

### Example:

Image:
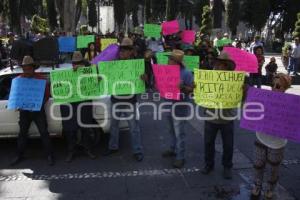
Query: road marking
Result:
<box><xmin>0</xmin><ymin>167</ymin><xmax>201</xmax><ymax>182</ymax></box>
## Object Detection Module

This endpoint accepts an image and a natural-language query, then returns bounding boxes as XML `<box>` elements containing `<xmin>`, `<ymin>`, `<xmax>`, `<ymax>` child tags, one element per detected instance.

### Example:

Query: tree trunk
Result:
<box><xmin>63</xmin><ymin>0</ymin><xmax>76</xmax><ymax>33</ymax></box>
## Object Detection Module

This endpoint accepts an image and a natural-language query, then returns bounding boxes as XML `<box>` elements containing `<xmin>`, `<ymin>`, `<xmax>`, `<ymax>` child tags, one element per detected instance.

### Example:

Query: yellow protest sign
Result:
<box><xmin>194</xmin><ymin>69</ymin><xmax>245</xmax><ymax>109</ymax></box>
<box><xmin>101</xmin><ymin>38</ymin><xmax>118</xmax><ymax>51</ymax></box>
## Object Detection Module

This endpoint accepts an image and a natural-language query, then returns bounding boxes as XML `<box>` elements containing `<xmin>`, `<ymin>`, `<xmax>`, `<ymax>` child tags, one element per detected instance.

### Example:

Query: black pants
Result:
<box><xmin>204</xmin><ymin>121</ymin><xmax>234</xmax><ymax>169</ymax></box>
<box><xmin>60</xmin><ymin>102</ymin><xmax>94</xmax><ymax>153</ymax></box>
<box><xmin>18</xmin><ymin>108</ymin><xmax>52</xmax><ymax>156</ymax></box>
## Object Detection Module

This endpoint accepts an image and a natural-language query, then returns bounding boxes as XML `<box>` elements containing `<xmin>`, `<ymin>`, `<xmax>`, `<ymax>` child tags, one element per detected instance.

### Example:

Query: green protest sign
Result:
<box><xmin>144</xmin><ymin>24</ymin><xmax>162</xmax><ymax>38</ymax></box>
<box><xmin>216</xmin><ymin>38</ymin><xmax>232</xmax><ymax>47</ymax></box>
<box><xmin>50</xmin><ymin>66</ymin><xmax>101</xmax><ymax>103</ymax></box>
<box><xmin>156</xmin><ymin>52</ymin><xmax>171</xmax><ymax>65</ymax></box>
<box><xmin>77</xmin><ymin>35</ymin><xmax>95</xmax><ymax>49</ymax></box>
<box><xmin>183</xmin><ymin>56</ymin><xmax>200</xmax><ymax>71</ymax></box>
<box><xmin>98</xmin><ymin>59</ymin><xmax>145</xmax><ymax>95</ymax></box>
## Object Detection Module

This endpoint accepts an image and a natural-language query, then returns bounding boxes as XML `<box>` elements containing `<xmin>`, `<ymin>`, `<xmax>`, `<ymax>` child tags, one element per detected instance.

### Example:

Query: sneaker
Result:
<box><xmin>103</xmin><ymin>149</ymin><xmax>119</xmax><ymax>156</ymax></box>
<box><xmin>173</xmin><ymin>159</ymin><xmax>185</xmax><ymax>169</ymax></box>
<box><xmin>10</xmin><ymin>155</ymin><xmax>23</xmax><ymax>166</ymax></box>
<box><xmin>162</xmin><ymin>150</ymin><xmax>176</xmax><ymax>158</ymax></box>
<box><xmin>65</xmin><ymin>152</ymin><xmax>75</xmax><ymax>163</ymax></box>
<box><xmin>223</xmin><ymin>168</ymin><xmax>232</xmax><ymax>179</ymax></box>
<box><xmin>201</xmin><ymin>165</ymin><xmax>214</xmax><ymax>175</ymax></box>
<box><xmin>134</xmin><ymin>153</ymin><xmax>144</xmax><ymax>162</ymax></box>
<box><xmin>47</xmin><ymin>155</ymin><xmax>55</xmax><ymax>166</ymax></box>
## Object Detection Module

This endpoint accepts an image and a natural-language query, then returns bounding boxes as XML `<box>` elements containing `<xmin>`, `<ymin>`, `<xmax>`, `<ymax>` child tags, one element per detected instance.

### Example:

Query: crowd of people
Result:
<box><xmin>0</xmin><ymin>28</ymin><xmax>299</xmax><ymax>200</ymax></box>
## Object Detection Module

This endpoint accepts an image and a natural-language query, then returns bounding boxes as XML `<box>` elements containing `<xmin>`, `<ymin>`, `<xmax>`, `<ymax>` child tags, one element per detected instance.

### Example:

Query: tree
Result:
<box><xmin>88</xmin><ymin>0</ymin><xmax>97</xmax><ymax>30</ymax></box>
<box><xmin>113</xmin><ymin>0</ymin><xmax>126</xmax><ymax>30</ymax></box>
<box><xmin>200</xmin><ymin>5</ymin><xmax>212</xmax><ymax>36</ymax></box>
<box><xmin>293</xmin><ymin>13</ymin><xmax>300</xmax><ymax>38</ymax></box>
<box><xmin>31</xmin><ymin>14</ymin><xmax>49</xmax><ymax>33</ymax></box>
<box><xmin>226</xmin><ymin>0</ymin><xmax>240</xmax><ymax>37</ymax></box>
<box><xmin>212</xmin><ymin>0</ymin><xmax>224</xmax><ymax>28</ymax></box>
<box><xmin>194</xmin><ymin>0</ymin><xmax>209</xmax><ymax>27</ymax></box>
<box><xmin>241</xmin><ymin>0</ymin><xmax>271</xmax><ymax>32</ymax></box>
<box><xmin>166</xmin><ymin>0</ymin><xmax>178</xmax><ymax>20</ymax></box>
<box><xmin>46</xmin><ymin>0</ymin><xmax>58</xmax><ymax>31</ymax></box>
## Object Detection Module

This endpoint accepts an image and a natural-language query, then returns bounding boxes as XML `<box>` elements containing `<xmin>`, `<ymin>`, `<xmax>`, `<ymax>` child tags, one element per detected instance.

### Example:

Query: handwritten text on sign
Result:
<box><xmin>152</xmin><ymin>64</ymin><xmax>180</xmax><ymax>100</ymax></box>
<box><xmin>98</xmin><ymin>59</ymin><xmax>145</xmax><ymax>95</ymax></box>
<box><xmin>240</xmin><ymin>87</ymin><xmax>300</xmax><ymax>143</ymax></box>
<box><xmin>223</xmin><ymin>47</ymin><xmax>258</xmax><ymax>73</ymax></box>
<box><xmin>194</xmin><ymin>70</ymin><xmax>245</xmax><ymax>109</ymax></box>
<box><xmin>8</xmin><ymin>78</ymin><xmax>46</xmax><ymax>111</ymax></box>
<box><xmin>50</xmin><ymin>66</ymin><xmax>101</xmax><ymax>103</ymax></box>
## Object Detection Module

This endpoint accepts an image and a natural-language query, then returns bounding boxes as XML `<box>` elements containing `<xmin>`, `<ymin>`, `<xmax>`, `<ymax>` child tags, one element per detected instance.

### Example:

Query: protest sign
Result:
<box><xmin>183</xmin><ymin>56</ymin><xmax>199</xmax><ymax>71</ymax></box>
<box><xmin>50</xmin><ymin>66</ymin><xmax>101</xmax><ymax>103</ymax></box>
<box><xmin>152</xmin><ymin>64</ymin><xmax>180</xmax><ymax>100</ymax></box>
<box><xmin>156</xmin><ymin>52</ymin><xmax>199</xmax><ymax>71</ymax></box>
<box><xmin>194</xmin><ymin>69</ymin><xmax>245</xmax><ymax>109</ymax></box>
<box><xmin>98</xmin><ymin>59</ymin><xmax>145</xmax><ymax>95</ymax></box>
<box><xmin>91</xmin><ymin>44</ymin><xmax>119</xmax><ymax>65</ymax></box>
<box><xmin>77</xmin><ymin>35</ymin><xmax>95</xmax><ymax>49</ymax></box>
<box><xmin>8</xmin><ymin>78</ymin><xmax>46</xmax><ymax>111</ymax></box>
<box><xmin>216</xmin><ymin>38</ymin><xmax>232</xmax><ymax>47</ymax></box>
<box><xmin>101</xmin><ymin>38</ymin><xmax>118</xmax><ymax>51</ymax></box>
<box><xmin>58</xmin><ymin>36</ymin><xmax>76</xmax><ymax>52</ymax></box>
<box><xmin>240</xmin><ymin>87</ymin><xmax>300</xmax><ymax>143</ymax></box>
<box><xmin>162</xmin><ymin>20</ymin><xmax>179</xmax><ymax>36</ymax></box>
<box><xmin>144</xmin><ymin>24</ymin><xmax>162</xmax><ymax>38</ymax></box>
<box><xmin>223</xmin><ymin>47</ymin><xmax>258</xmax><ymax>73</ymax></box>
<box><xmin>156</xmin><ymin>52</ymin><xmax>171</xmax><ymax>65</ymax></box>
<box><xmin>182</xmin><ymin>30</ymin><xmax>195</xmax><ymax>44</ymax></box>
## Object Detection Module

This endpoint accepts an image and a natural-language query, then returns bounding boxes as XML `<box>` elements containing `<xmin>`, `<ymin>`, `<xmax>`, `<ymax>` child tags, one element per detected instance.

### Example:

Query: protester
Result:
<box><xmin>265</xmin><ymin>57</ymin><xmax>278</xmax><ymax>85</ymax></box>
<box><xmin>60</xmin><ymin>51</ymin><xmax>97</xmax><ymax>163</ymax></box>
<box><xmin>10</xmin><ymin>56</ymin><xmax>54</xmax><ymax>166</ymax></box>
<box><xmin>249</xmin><ymin>36</ymin><xmax>264</xmax><ymax>54</ymax></box>
<box><xmin>287</xmin><ymin>37</ymin><xmax>300</xmax><ymax>76</ymax></box>
<box><xmin>251</xmin><ymin>73</ymin><xmax>292</xmax><ymax>200</ymax></box>
<box><xmin>213</xmin><ymin>32</ymin><xmax>222</xmax><ymax>47</ymax></box>
<box><xmin>103</xmin><ymin>37</ymin><xmax>146</xmax><ymax>162</ymax></box>
<box><xmin>201</xmin><ymin>52</ymin><xmax>238</xmax><ymax>179</ymax></box>
<box><xmin>146</xmin><ymin>37</ymin><xmax>164</xmax><ymax>53</ymax></box>
<box><xmin>249</xmin><ymin>46</ymin><xmax>265</xmax><ymax>88</ymax></box>
<box><xmin>84</xmin><ymin>42</ymin><xmax>98</xmax><ymax>62</ymax></box>
<box><xmin>161</xmin><ymin>49</ymin><xmax>194</xmax><ymax>169</ymax></box>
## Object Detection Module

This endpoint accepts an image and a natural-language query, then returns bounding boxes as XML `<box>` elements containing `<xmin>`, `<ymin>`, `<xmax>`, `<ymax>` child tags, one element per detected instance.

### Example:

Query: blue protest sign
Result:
<box><xmin>8</xmin><ymin>78</ymin><xmax>46</xmax><ymax>111</ymax></box>
<box><xmin>58</xmin><ymin>36</ymin><xmax>76</xmax><ymax>52</ymax></box>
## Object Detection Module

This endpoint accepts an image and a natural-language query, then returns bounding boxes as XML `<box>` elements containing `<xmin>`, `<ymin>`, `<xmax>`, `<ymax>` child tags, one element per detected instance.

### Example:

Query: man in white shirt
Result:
<box><xmin>288</xmin><ymin>37</ymin><xmax>300</xmax><ymax>76</ymax></box>
<box><xmin>249</xmin><ymin>36</ymin><xmax>264</xmax><ymax>54</ymax></box>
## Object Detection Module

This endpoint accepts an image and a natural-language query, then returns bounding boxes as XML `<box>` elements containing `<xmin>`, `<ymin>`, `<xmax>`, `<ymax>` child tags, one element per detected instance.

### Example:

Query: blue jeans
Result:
<box><xmin>166</xmin><ymin>115</ymin><xmax>186</xmax><ymax>160</ymax></box>
<box><xmin>109</xmin><ymin>103</ymin><xmax>143</xmax><ymax>154</ymax></box>
<box><xmin>288</xmin><ymin>57</ymin><xmax>299</xmax><ymax>74</ymax></box>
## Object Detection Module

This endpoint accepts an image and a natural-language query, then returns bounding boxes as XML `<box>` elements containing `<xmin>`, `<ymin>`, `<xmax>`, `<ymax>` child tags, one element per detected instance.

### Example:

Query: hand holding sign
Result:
<box><xmin>152</xmin><ymin>64</ymin><xmax>180</xmax><ymax>100</ymax></box>
<box><xmin>240</xmin><ymin>87</ymin><xmax>300</xmax><ymax>143</ymax></box>
<box><xmin>8</xmin><ymin>78</ymin><xmax>46</xmax><ymax>111</ymax></box>
<box><xmin>98</xmin><ymin>59</ymin><xmax>145</xmax><ymax>95</ymax></box>
<box><xmin>194</xmin><ymin>69</ymin><xmax>245</xmax><ymax>109</ymax></box>
<box><xmin>223</xmin><ymin>47</ymin><xmax>258</xmax><ymax>73</ymax></box>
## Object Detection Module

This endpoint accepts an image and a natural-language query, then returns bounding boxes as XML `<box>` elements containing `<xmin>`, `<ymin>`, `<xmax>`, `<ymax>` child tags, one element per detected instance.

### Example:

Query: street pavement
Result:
<box><xmin>0</xmin><ymin>54</ymin><xmax>299</xmax><ymax>200</ymax></box>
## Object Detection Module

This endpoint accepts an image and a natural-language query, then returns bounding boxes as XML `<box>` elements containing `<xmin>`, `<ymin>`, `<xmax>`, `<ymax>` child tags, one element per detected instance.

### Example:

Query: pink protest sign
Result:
<box><xmin>152</xmin><ymin>64</ymin><xmax>180</xmax><ymax>100</ymax></box>
<box><xmin>240</xmin><ymin>87</ymin><xmax>300</xmax><ymax>143</ymax></box>
<box><xmin>223</xmin><ymin>47</ymin><xmax>258</xmax><ymax>73</ymax></box>
<box><xmin>182</xmin><ymin>30</ymin><xmax>195</xmax><ymax>44</ymax></box>
<box><xmin>162</xmin><ymin>20</ymin><xmax>180</xmax><ymax>36</ymax></box>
